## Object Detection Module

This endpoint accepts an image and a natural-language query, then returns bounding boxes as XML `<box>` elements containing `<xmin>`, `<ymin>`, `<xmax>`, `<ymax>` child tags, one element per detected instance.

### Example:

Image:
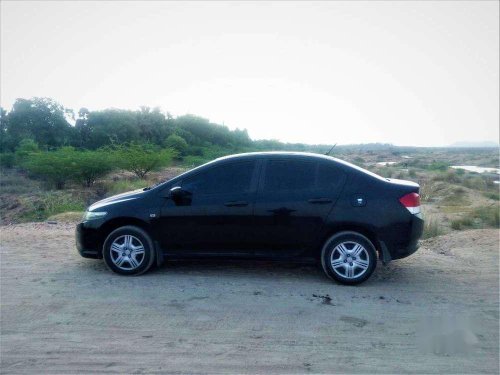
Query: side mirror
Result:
<box><xmin>168</xmin><ymin>186</ymin><xmax>192</xmax><ymax>205</ymax></box>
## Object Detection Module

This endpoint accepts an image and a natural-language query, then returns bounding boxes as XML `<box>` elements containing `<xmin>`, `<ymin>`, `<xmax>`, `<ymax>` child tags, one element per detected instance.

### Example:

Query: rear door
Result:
<box><xmin>252</xmin><ymin>157</ymin><xmax>346</xmax><ymax>256</ymax></box>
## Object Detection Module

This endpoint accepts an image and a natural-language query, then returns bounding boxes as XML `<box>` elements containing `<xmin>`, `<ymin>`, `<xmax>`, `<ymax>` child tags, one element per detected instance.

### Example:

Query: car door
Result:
<box><xmin>252</xmin><ymin>157</ymin><xmax>346</xmax><ymax>257</ymax></box>
<box><xmin>158</xmin><ymin>159</ymin><xmax>260</xmax><ymax>255</ymax></box>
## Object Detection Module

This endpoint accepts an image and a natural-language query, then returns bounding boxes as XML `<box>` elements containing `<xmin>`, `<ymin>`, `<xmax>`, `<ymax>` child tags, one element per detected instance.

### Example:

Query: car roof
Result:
<box><xmin>215</xmin><ymin>152</ymin><xmax>387</xmax><ymax>181</ymax></box>
<box><xmin>215</xmin><ymin>151</ymin><xmax>336</xmax><ymax>162</ymax></box>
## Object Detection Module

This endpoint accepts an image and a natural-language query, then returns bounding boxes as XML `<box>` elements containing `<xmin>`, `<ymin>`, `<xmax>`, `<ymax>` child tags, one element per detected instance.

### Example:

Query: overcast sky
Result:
<box><xmin>1</xmin><ymin>1</ymin><xmax>498</xmax><ymax>146</ymax></box>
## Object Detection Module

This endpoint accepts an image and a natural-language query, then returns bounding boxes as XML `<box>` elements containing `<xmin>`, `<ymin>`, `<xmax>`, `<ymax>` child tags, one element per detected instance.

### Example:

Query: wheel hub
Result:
<box><xmin>330</xmin><ymin>241</ymin><xmax>370</xmax><ymax>280</ymax></box>
<box><xmin>110</xmin><ymin>234</ymin><xmax>145</xmax><ymax>271</ymax></box>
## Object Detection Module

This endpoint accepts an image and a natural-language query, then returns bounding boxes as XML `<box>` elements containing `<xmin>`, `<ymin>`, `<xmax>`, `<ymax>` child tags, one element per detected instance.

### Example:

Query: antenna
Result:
<box><xmin>325</xmin><ymin>143</ymin><xmax>337</xmax><ymax>156</ymax></box>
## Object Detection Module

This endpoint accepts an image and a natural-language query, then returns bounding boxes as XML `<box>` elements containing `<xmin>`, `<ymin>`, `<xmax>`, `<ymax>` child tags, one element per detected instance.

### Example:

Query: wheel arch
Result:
<box><xmin>98</xmin><ymin>217</ymin><xmax>153</xmax><ymax>256</ymax></box>
<box><xmin>318</xmin><ymin>224</ymin><xmax>382</xmax><ymax>260</ymax></box>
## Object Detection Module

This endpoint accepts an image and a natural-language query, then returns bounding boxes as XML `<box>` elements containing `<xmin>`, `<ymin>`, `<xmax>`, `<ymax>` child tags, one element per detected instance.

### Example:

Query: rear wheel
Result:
<box><xmin>103</xmin><ymin>226</ymin><xmax>155</xmax><ymax>275</ymax></box>
<box><xmin>321</xmin><ymin>231</ymin><xmax>377</xmax><ymax>285</ymax></box>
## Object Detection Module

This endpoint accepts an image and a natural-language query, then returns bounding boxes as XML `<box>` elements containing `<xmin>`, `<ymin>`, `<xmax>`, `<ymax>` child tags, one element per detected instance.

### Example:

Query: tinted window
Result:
<box><xmin>263</xmin><ymin>159</ymin><xmax>346</xmax><ymax>193</ymax></box>
<box><xmin>316</xmin><ymin>162</ymin><xmax>345</xmax><ymax>191</ymax></box>
<box><xmin>182</xmin><ymin>161</ymin><xmax>256</xmax><ymax>195</ymax></box>
<box><xmin>263</xmin><ymin>160</ymin><xmax>316</xmax><ymax>192</ymax></box>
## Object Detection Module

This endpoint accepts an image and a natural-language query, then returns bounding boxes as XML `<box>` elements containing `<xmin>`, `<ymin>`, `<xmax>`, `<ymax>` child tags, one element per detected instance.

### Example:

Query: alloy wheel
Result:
<box><xmin>330</xmin><ymin>241</ymin><xmax>370</xmax><ymax>279</ymax></box>
<box><xmin>110</xmin><ymin>234</ymin><xmax>145</xmax><ymax>271</ymax></box>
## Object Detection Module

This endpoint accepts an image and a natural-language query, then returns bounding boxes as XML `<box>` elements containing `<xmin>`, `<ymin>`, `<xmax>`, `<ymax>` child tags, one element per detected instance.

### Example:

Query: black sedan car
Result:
<box><xmin>76</xmin><ymin>152</ymin><xmax>423</xmax><ymax>284</ymax></box>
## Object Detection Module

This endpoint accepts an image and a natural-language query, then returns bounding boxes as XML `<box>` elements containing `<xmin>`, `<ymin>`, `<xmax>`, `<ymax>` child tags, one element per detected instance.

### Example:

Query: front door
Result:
<box><xmin>158</xmin><ymin>159</ymin><xmax>259</xmax><ymax>255</ymax></box>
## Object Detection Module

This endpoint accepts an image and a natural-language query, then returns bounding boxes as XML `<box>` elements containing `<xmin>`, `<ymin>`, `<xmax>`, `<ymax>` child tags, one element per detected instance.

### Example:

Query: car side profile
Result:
<box><xmin>76</xmin><ymin>152</ymin><xmax>423</xmax><ymax>284</ymax></box>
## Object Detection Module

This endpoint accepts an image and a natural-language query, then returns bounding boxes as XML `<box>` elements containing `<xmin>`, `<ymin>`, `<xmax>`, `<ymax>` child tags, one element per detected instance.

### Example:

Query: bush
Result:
<box><xmin>423</xmin><ymin>217</ymin><xmax>444</xmax><ymax>239</ymax></box>
<box><xmin>22</xmin><ymin>147</ymin><xmax>80</xmax><ymax>189</ymax></box>
<box><xmin>111</xmin><ymin>143</ymin><xmax>175</xmax><ymax>178</ymax></box>
<box><xmin>15</xmin><ymin>139</ymin><xmax>40</xmax><ymax>163</ymax></box>
<box><xmin>451</xmin><ymin>205</ymin><xmax>500</xmax><ymax>230</ymax></box>
<box><xmin>165</xmin><ymin>134</ymin><xmax>188</xmax><ymax>156</ymax></box>
<box><xmin>0</xmin><ymin>153</ymin><xmax>15</xmax><ymax>169</ymax></box>
<box><xmin>432</xmin><ymin>170</ymin><xmax>462</xmax><ymax>184</ymax></box>
<box><xmin>427</xmin><ymin>161</ymin><xmax>449</xmax><ymax>171</ymax></box>
<box><xmin>463</xmin><ymin>176</ymin><xmax>488</xmax><ymax>191</ymax></box>
<box><xmin>73</xmin><ymin>150</ymin><xmax>115</xmax><ymax>187</ymax></box>
<box><xmin>483</xmin><ymin>191</ymin><xmax>500</xmax><ymax>201</ymax></box>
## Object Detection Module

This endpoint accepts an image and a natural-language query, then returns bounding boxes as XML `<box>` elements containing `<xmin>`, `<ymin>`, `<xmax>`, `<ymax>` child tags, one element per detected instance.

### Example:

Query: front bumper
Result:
<box><xmin>75</xmin><ymin>223</ymin><xmax>102</xmax><ymax>259</ymax></box>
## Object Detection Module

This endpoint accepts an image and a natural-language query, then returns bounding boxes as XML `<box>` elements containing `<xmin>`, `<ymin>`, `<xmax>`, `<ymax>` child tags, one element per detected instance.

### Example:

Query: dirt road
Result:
<box><xmin>1</xmin><ymin>223</ymin><xmax>498</xmax><ymax>374</ymax></box>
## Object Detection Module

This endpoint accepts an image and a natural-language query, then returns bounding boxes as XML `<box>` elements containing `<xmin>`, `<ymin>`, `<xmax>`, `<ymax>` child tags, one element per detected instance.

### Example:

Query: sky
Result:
<box><xmin>1</xmin><ymin>1</ymin><xmax>499</xmax><ymax>147</ymax></box>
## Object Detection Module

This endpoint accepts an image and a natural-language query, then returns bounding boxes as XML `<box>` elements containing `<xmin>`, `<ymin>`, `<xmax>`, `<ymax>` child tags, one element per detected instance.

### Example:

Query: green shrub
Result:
<box><xmin>110</xmin><ymin>143</ymin><xmax>175</xmax><ymax>178</ymax></box>
<box><xmin>21</xmin><ymin>147</ymin><xmax>116</xmax><ymax>189</ymax></box>
<box><xmin>22</xmin><ymin>147</ymin><xmax>80</xmax><ymax>189</ymax></box>
<box><xmin>427</xmin><ymin>161</ymin><xmax>449</xmax><ymax>171</ymax></box>
<box><xmin>451</xmin><ymin>205</ymin><xmax>499</xmax><ymax>230</ymax></box>
<box><xmin>0</xmin><ymin>153</ymin><xmax>15</xmax><ymax>169</ymax></box>
<box><xmin>15</xmin><ymin>139</ymin><xmax>40</xmax><ymax>162</ymax></box>
<box><xmin>73</xmin><ymin>150</ymin><xmax>115</xmax><ymax>187</ymax></box>
<box><xmin>165</xmin><ymin>134</ymin><xmax>188</xmax><ymax>156</ymax></box>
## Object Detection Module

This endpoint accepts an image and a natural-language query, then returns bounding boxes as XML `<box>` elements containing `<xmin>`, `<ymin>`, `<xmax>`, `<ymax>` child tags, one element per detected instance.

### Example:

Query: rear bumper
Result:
<box><xmin>75</xmin><ymin>223</ymin><xmax>102</xmax><ymax>259</ymax></box>
<box><xmin>383</xmin><ymin>214</ymin><xmax>424</xmax><ymax>262</ymax></box>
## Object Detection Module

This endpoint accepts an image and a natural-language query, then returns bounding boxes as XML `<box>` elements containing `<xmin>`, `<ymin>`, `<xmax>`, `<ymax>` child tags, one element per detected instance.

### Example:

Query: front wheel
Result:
<box><xmin>103</xmin><ymin>226</ymin><xmax>155</xmax><ymax>275</ymax></box>
<box><xmin>321</xmin><ymin>231</ymin><xmax>377</xmax><ymax>285</ymax></box>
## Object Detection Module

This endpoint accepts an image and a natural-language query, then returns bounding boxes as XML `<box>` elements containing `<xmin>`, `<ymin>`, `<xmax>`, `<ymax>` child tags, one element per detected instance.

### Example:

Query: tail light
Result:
<box><xmin>399</xmin><ymin>192</ymin><xmax>421</xmax><ymax>214</ymax></box>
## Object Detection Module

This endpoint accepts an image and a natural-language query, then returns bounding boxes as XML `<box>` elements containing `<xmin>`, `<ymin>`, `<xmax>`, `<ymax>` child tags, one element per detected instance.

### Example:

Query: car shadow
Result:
<box><xmin>152</xmin><ymin>258</ymin><xmax>326</xmax><ymax>281</ymax></box>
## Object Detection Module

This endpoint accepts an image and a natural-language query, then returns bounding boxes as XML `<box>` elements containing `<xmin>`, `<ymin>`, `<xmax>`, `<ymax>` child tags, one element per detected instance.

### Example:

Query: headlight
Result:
<box><xmin>83</xmin><ymin>211</ymin><xmax>107</xmax><ymax>221</ymax></box>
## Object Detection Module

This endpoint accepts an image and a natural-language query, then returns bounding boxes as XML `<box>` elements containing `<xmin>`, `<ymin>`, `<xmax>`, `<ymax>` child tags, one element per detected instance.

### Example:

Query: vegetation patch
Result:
<box><xmin>451</xmin><ymin>205</ymin><xmax>500</xmax><ymax>230</ymax></box>
<box><xmin>18</xmin><ymin>191</ymin><xmax>86</xmax><ymax>222</ymax></box>
<box><xmin>422</xmin><ymin>216</ymin><xmax>445</xmax><ymax>239</ymax></box>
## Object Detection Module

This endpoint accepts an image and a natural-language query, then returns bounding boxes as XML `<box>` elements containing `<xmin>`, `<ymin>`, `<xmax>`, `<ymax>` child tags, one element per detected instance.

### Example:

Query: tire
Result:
<box><xmin>321</xmin><ymin>231</ymin><xmax>377</xmax><ymax>285</ymax></box>
<box><xmin>103</xmin><ymin>225</ymin><xmax>155</xmax><ymax>276</ymax></box>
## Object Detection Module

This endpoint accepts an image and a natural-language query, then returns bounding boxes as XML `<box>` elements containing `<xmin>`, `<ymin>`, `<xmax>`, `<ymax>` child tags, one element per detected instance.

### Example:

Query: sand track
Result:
<box><xmin>1</xmin><ymin>224</ymin><xmax>498</xmax><ymax>374</ymax></box>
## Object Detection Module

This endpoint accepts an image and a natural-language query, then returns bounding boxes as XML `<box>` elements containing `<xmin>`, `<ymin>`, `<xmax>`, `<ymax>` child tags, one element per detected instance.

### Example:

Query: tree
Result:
<box><xmin>111</xmin><ymin>143</ymin><xmax>175</xmax><ymax>178</ymax></box>
<box><xmin>5</xmin><ymin>98</ymin><xmax>74</xmax><ymax>150</ymax></box>
<box><xmin>0</xmin><ymin>107</ymin><xmax>12</xmax><ymax>152</ymax></box>
<box><xmin>136</xmin><ymin>106</ymin><xmax>173</xmax><ymax>145</ymax></box>
<box><xmin>74</xmin><ymin>108</ymin><xmax>91</xmax><ymax>148</ymax></box>
<box><xmin>165</xmin><ymin>134</ymin><xmax>188</xmax><ymax>156</ymax></box>
<box><xmin>84</xmin><ymin>109</ymin><xmax>140</xmax><ymax>149</ymax></box>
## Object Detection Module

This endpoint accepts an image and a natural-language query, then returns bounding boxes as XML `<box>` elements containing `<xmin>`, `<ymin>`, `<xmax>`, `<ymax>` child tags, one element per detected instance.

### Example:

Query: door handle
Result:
<box><xmin>224</xmin><ymin>201</ymin><xmax>249</xmax><ymax>207</ymax></box>
<box><xmin>308</xmin><ymin>198</ymin><xmax>332</xmax><ymax>204</ymax></box>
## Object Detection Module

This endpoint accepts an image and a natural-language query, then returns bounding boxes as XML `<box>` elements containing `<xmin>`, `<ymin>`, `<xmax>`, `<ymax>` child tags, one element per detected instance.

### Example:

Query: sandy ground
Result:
<box><xmin>0</xmin><ymin>223</ymin><xmax>498</xmax><ymax>374</ymax></box>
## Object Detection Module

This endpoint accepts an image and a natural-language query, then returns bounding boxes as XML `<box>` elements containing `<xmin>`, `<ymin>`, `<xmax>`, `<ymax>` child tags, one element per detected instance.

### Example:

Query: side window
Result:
<box><xmin>263</xmin><ymin>160</ymin><xmax>316</xmax><ymax>192</ymax></box>
<box><xmin>182</xmin><ymin>161</ymin><xmax>256</xmax><ymax>195</ymax></box>
<box><xmin>316</xmin><ymin>162</ymin><xmax>346</xmax><ymax>192</ymax></box>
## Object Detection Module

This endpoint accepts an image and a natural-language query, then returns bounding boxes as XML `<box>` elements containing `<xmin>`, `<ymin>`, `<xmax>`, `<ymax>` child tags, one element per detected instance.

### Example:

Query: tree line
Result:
<box><xmin>0</xmin><ymin>97</ymin><xmax>252</xmax><ymax>153</ymax></box>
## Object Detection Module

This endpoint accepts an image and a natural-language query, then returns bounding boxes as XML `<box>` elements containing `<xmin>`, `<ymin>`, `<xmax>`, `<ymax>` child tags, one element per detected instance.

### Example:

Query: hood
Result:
<box><xmin>88</xmin><ymin>188</ymin><xmax>146</xmax><ymax>211</ymax></box>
